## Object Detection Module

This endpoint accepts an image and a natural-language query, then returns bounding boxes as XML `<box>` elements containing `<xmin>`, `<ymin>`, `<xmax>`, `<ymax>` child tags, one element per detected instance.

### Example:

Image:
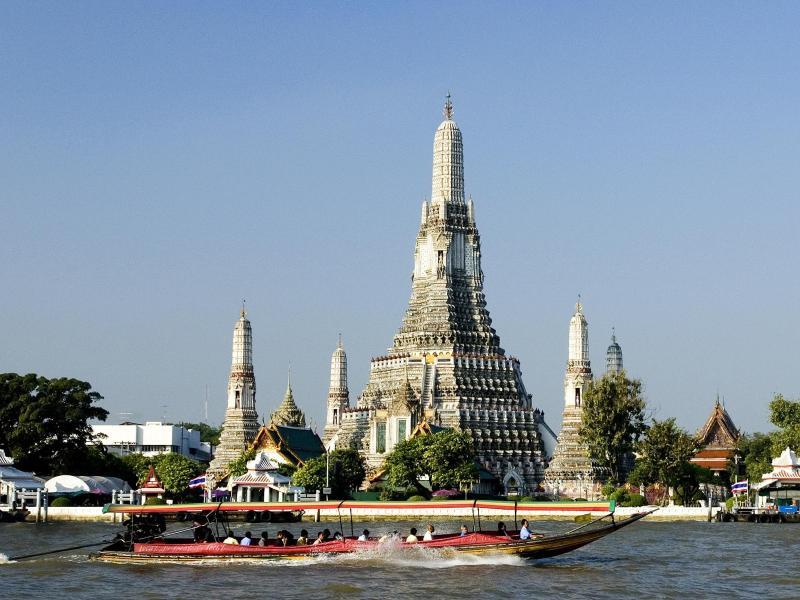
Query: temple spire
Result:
<box><xmin>606</xmin><ymin>327</ymin><xmax>623</xmax><ymax>374</ymax></box>
<box><xmin>431</xmin><ymin>93</ymin><xmax>464</xmax><ymax>204</ymax></box>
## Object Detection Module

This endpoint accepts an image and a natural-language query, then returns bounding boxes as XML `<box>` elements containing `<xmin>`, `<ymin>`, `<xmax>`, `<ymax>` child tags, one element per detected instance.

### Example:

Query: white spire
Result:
<box><xmin>431</xmin><ymin>93</ymin><xmax>464</xmax><ymax>205</ymax></box>
<box><xmin>231</xmin><ymin>308</ymin><xmax>253</xmax><ymax>369</ymax></box>
<box><xmin>227</xmin><ymin>307</ymin><xmax>256</xmax><ymax>411</ymax></box>
<box><xmin>568</xmin><ymin>296</ymin><xmax>589</xmax><ymax>365</ymax></box>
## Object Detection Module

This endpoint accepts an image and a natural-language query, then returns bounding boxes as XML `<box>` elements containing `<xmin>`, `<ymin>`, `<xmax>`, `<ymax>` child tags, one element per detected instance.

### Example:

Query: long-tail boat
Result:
<box><xmin>91</xmin><ymin>500</ymin><xmax>655</xmax><ymax>563</ymax></box>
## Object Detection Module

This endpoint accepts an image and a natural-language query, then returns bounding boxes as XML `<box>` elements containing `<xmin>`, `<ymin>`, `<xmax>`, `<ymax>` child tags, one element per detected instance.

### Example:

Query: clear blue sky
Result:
<box><xmin>1</xmin><ymin>2</ymin><xmax>797</xmax><ymax>435</ymax></box>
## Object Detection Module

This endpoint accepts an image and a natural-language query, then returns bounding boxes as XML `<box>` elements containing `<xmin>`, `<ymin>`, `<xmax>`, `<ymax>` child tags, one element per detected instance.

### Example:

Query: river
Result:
<box><xmin>1</xmin><ymin>518</ymin><xmax>798</xmax><ymax>599</ymax></box>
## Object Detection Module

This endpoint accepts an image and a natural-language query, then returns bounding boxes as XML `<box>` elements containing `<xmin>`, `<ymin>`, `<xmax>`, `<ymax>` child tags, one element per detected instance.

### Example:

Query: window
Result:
<box><xmin>333</xmin><ymin>408</ymin><xmax>338</xmax><ymax>425</ymax></box>
<box><xmin>235</xmin><ymin>389</ymin><xmax>241</xmax><ymax>408</ymax></box>
<box><xmin>575</xmin><ymin>387</ymin><xmax>581</xmax><ymax>407</ymax></box>
<box><xmin>397</xmin><ymin>419</ymin><xmax>407</xmax><ymax>442</ymax></box>
<box><xmin>376</xmin><ymin>421</ymin><xmax>386</xmax><ymax>454</ymax></box>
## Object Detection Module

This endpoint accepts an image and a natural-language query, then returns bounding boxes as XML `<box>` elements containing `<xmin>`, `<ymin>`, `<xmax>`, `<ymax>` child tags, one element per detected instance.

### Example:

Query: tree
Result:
<box><xmin>421</xmin><ymin>430</ymin><xmax>478</xmax><ymax>490</ymax></box>
<box><xmin>293</xmin><ymin>449</ymin><xmax>366</xmax><ymax>499</ymax></box>
<box><xmin>154</xmin><ymin>453</ymin><xmax>204</xmax><ymax>499</ymax></box>
<box><xmin>578</xmin><ymin>371</ymin><xmax>647</xmax><ymax>484</ymax></box>
<box><xmin>176</xmin><ymin>422</ymin><xmax>221</xmax><ymax>447</ymax></box>
<box><xmin>768</xmin><ymin>394</ymin><xmax>800</xmax><ymax>456</ymax></box>
<box><xmin>227</xmin><ymin>447</ymin><xmax>257</xmax><ymax>477</ymax></box>
<box><xmin>121</xmin><ymin>453</ymin><xmax>203</xmax><ymax>499</ymax></box>
<box><xmin>732</xmin><ymin>432</ymin><xmax>774</xmax><ymax>483</ymax></box>
<box><xmin>384</xmin><ymin>436</ymin><xmax>431</xmax><ymax>496</ymax></box>
<box><xmin>629</xmin><ymin>418</ymin><xmax>702</xmax><ymax>504</ymax></box>
<box><xmin>383</xmin><ymin>430</ymin><xmax>478</xmax><ymax>496</ymax></box>
<box><xmin>0</xmin><ymin>373</ymin><xmax>108</xmax><ymax>474</ymax></box>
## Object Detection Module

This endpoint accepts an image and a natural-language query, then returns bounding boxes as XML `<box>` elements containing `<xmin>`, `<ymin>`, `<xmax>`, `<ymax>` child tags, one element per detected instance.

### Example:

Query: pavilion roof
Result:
<box><xmin>696</xmin><ymin>400</ymin><xmax>739</xmax><ymax>449</ymax></box>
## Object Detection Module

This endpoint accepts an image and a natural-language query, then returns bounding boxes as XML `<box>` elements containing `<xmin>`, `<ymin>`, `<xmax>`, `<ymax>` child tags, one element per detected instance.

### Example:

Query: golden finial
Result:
<box><xmin>240</xmin><ymin>298</ymin><xmax>247</xmax><ymax>318</ymax></box>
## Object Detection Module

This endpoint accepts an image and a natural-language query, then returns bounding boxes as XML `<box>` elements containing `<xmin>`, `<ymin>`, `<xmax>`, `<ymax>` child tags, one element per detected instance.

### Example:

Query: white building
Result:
<box><xmin>92</xmin><ymin>422</ymin><xmax>212</xmax><ymax>462</ymax></box>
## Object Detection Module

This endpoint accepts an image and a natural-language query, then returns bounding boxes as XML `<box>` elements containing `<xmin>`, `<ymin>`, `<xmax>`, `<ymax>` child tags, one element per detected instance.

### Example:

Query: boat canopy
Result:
<box><xmin>103</xmin><ymin>499</ymin><xmax>614</xmax><ymax>515</ymax></box>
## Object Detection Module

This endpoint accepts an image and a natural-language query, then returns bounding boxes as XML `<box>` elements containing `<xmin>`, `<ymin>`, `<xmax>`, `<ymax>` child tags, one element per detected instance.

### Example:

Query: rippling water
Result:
<box><xmin>1</xmin><ymin>518</ymin><xmax>798</xmax><ymax>599</ymax></box>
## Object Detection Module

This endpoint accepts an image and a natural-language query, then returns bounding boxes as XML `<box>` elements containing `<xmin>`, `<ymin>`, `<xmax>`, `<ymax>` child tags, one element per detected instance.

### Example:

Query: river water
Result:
<box><xmin>1</xmin><ymin>518</ymin><xmax>798</xmax><ymax>599</ymax></box>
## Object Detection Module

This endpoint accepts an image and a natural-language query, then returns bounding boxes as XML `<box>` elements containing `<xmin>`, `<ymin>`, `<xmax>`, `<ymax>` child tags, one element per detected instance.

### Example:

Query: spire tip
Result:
<box><xmin>443</xmin><ymin>92</ymin><xmax>453</xmax><ymax>120</ymax></box>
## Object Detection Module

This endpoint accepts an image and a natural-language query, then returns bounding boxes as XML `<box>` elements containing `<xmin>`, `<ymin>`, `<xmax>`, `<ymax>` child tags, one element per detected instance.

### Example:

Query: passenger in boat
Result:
<box><xmin>323</xmin><ymin>528</ymin><xmax>332</xmax><ymax>541</ymax></box>
<box><xmin>281</xmin><ymin>530</ymin><xmax>295</xmax><ymax>546</ymax></box>
<box><xmin>258</xmin><ymin>531</ymin><xmax>269</xmax><ymax>546</ymax></box>
<box><xmin>240</xmin><ymin>531</ymin><xmax>253</xmax><ymax>546</ymax></box>
<box><xmin>357</xmin><ymin>529</ymin><xmax>369</xmax><ymax>542</ymax></box>
<box><xmin>297</xmin><ymin>529</ymin><xmax>309</xmax><ymax>545</ymax></box>
<box><xmin>423</xmin><ymin>524</ymin><xmax>435</xmax><ymax>541</ymax></box>
<box><xmin>192</xmin><ymin>519</ymin><xmax>210</xmax><ymax>543</ymax></box>
<box><xmin>497</xmin><ymin>522</ymin><xmax>512</xmax><ymax>539</ymax></box>
<box><xmin>223</xmin><ymin>530</ymin><xmax>239</xmax><ymax>545</ymax></box>
<box><xmin>405</xmin><ymin>528</ymin><xmax>419</xmax><ymax>543</ymax></box>
<box><xmin>460</xmin><ymin>524</ymin><xmax>469</xmax><ymax>537</ymax></box>
<box><xmin>312</xmin><ymin>531</ymin><xmax>326</xmax><ymax>545</ymax></box>
<box><xmin>519</xmin><ymin>519</ymin><xmax>532</xmax><ymax>540</ymax></box>
<box><xmin>378</xmin><ymin>531</ymin><xmax>390</xmax><ymax>543</ymax></box>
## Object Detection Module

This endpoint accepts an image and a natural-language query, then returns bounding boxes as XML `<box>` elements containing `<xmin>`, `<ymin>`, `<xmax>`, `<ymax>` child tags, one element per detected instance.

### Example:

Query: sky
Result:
<box><xmin>1</xmin><ymin>2</ymin><xmax>798</xmax><ymax>436</ymax></box>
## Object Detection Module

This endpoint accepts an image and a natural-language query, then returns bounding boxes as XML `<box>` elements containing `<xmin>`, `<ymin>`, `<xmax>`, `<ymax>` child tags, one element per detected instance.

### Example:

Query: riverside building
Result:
<box><xmin>324</xmin><ymin>97</ymin><xmax>555</xmax><ymax>493</ymax></box>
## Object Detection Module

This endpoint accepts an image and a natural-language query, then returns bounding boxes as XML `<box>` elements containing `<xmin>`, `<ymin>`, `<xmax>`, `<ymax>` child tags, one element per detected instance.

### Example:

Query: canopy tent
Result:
<box><xmin>45</xmin><ymin>475</ymin><xmax>92</xmax><ymax>494</ymax></box>
<box><xmin>45</xmin><ymin>475</ymin><xmax>131</xmax><ymax>495</ymax></box>
<box><xmin>0</xmin><ymin>449</ymin><xmax>45</xmax><ymax>497</ymax></box>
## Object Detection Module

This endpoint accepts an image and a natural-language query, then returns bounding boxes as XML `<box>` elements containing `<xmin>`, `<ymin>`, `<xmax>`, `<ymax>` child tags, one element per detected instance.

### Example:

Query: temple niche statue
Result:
<box><xmin>324</xmin><ymin>97</ymin><xmax>555</xmax><ymax>493</ymax></box>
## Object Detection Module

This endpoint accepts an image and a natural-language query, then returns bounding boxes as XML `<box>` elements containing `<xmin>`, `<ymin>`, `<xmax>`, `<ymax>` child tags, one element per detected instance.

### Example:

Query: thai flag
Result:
<box><xmin>188</xmin><ymin>474</ymin><xmax>207</xmax><ymax>489</ymax></box>
<box><xmin>731</xmin><ymin>480</ymin><xmax>748</xmax><ymax>494</ymax></box>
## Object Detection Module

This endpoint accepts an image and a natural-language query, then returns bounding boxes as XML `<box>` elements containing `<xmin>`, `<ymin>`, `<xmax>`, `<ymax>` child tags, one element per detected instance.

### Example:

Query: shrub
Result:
<box><xmin>609</xmin><ymin>488</ymin><xmax>631</xmax><ymax>505</ymax></box>
<box><xmin>725</xmin><ymin>497</ymin><xmax>735</xmax><ymax>511</ymax></box>
<box><xmin>622</xmin><ymin>493</ymin><xmax>645</xmax><ymax>507</ymax></box>
<box><xmin>406</xmin><ymin>495</ymin><xmax>428</xmax><ymax>502</ymax></box>
<box><xmin>50</xmin><ymin>497</ymin><xmax>72</xmax><ymax>507</ymax></box>
<box><xmin>144</xmin><ymin>496</ymin><xmax>166</xmax><ymax>505</ymax></box>
<box><xmin>601</xmin><ymin>482</ymin><xmax>617</xmax><ymax>499</ymax></box>
<box><xmin>379</xmin><ymin>488</ymin><xmax>407</xmax><ymax>501</ymax></box>
<box><xmin>518</xmin><ymin>496</ymin><xmax>537</xmax><ymax>503</ymax></box>
<box><xmin>430</xmin><ymin>495</ymin><xmax>452</xmax><ymax>501</ymax></box>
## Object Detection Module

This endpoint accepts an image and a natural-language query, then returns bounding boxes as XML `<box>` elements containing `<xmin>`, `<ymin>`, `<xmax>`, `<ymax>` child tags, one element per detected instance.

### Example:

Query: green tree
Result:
<box><xmin>120</xmin><ymin>453</ymin><xmax>203</xmax><ymax>498</ymax></box>
<box><xmin>121</xmin><ymin>453</ymin><xmax>152</xmax><ymax>485</ymax></box>
<box><xmin>176</xmin><ymin>422</ymin><xmax>221</xmax><ymax>446</ymax></box>
<box><xmin>732</xmin><ymin>432</ymin><xmax>774</xmax><ymax>483</ymax></box>
<box><xmin>153</xmin><ymin>453</ymin><xmax>204</xmax><ymax>498</ymax></box>
<box><xmin>768</xmin><ymin>394</ymin><xmax>800</xmax><ymax>456</ymax></box>
<box><xmin>383</xmin><ymin>430</ymin><xmax>478</xmax><ymax>495</ymax></box>
<box><xmin>0</xmin><ymin>373</ymin><xmax>108</xmax><ymax>474</ymax></box>
<box><xmin>578</xmin><ymin>371</ymin><xmax>647</xmax><ymax>483</ymax></box>
<box><xmin>293</xmin><ymin>449</ymin><xmax>366</xmax><ymax>499</ymax></box>
<box><xmin>227</xmin><ymin>447</ymin><xmax>257</xmax><ymax>477</ymax></box>
<box><xmin>422</xmin><ymin>430</ymin><xmax>478</xmax><ymax>490</ymax></box>
<box><xmin>629</xmin><ymin>418</ymin><xmax>703</xmax><ymax>505</ymax></box>
<box><xmin>384</xmin><ymin>436</ymin><xmax>431</xmax><ymax>496</ymax></box>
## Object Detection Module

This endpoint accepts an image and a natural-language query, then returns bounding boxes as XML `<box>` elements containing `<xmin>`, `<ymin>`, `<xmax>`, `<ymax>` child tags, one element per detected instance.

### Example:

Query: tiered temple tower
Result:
<box><xmin>606</xmin><ymin>328</ymin><xmax>623</xmax><ymax>374</ymax></box>
<box><xmin>270</xmin><ymin>370</ymin><xmax>307</xmax><ymax>428</ymax></box>
<box><xmin>330</xmin><ymin>96</ymin><xmax>551</xmax><ymax>492</ymax></box>
<box><xmin>544</xmin><ymin>300</ymin><xmax>608</xmax><ymax>498</ymax></box>
<box><xmin>323</xmin><ymin>336</ymin><xmax>349</xmax><ymax>445</ymax></box>
<box><xmin>208</xmin><ymin>308</ymin><xmax>261</xmax><ymax>481</ymax></box>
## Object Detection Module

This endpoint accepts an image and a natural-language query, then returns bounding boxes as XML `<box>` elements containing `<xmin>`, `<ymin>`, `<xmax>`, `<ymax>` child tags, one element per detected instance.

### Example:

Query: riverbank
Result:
<box><xmin>29</xmin><ymin>504</ymin><xmax>719</xmax><ymax>522</ymax></box>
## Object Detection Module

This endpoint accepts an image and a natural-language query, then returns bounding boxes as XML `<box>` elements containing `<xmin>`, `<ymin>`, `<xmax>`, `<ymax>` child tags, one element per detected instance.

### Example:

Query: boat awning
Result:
<box><xmin>103</xmin><ymin>499</ymin><xmax>614</xmax><ymax>515</ymax></box>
